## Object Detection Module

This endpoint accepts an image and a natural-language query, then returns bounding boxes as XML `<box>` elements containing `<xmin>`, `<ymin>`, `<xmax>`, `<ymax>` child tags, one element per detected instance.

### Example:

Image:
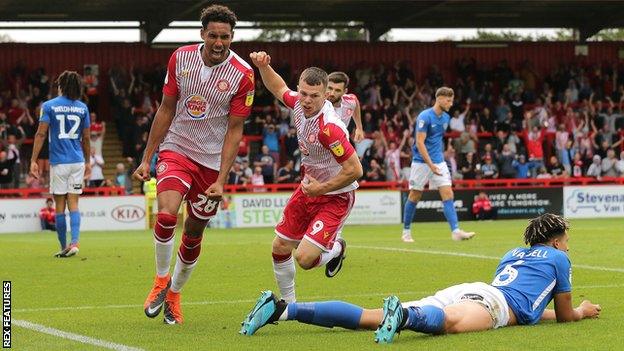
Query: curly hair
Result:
<box><xmin>56</xmin><ymin>71</ymin><xmax>83</xmax><ymax>101</ymax></box>
<box><xmin>523</xmin><ymin>213</ymin><xmax>569</xmax><ymax>246</ymax></box>
<box><xmin>200</xmin><ymin>4</ymin><xmax>237</xmax><ymax>30</ymax></box>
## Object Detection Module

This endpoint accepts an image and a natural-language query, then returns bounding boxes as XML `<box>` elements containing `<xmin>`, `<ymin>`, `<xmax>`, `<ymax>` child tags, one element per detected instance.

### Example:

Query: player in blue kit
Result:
<box><xmin>401</xmin><ymin>87</ymin><xmax>474</xmax><ymax>242</ymax></box>
<box><xmin>30</xmin><ymin>71</ymin><xmax>91</xmax><ymax>258</ymax></box>
<box><xmin>239</xmin><ymin>213</ymin><xmax>601</xmax><ymax>343</ymax></box>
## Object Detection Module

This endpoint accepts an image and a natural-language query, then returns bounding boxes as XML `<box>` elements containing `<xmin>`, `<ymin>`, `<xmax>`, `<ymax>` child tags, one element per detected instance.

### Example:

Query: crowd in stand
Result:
<box><xmin>2</xmin><ymin>57</ymin><xmax>624</xmax><ymax>192</ymax></box>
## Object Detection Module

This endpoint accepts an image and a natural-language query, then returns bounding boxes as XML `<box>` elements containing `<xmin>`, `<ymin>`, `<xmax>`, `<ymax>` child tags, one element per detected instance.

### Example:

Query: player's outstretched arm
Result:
<box><xmin>553</xmin><ymin>292</ymin><xmax>601</xmax><ymax>323</ymax></box>
<box><xmin>249</xmin><ymin>52</ymin><xmax>289</xmax><ymax>104</ymax></box>
<box><xmin>206</xmin><ymin>116</ymin><xmax>245</xmax><ymax>202</ymax></box>
<box><xmin>81</xmin><ymin>126</ymin><xmax>92</xmax><ymax>180</ymax></box>
<box><xmin>29</xmin><ymin>122</ymin><xmax>49</xmax><ymax>179</ymax></box>
<box><xmin>133</xmin><ymin>94</ymin><xmax>176</xmax><ymax>181</ymax></box>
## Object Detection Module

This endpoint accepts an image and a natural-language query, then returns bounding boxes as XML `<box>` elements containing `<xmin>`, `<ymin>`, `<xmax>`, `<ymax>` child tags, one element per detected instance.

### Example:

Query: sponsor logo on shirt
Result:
<box><xmin>418</xmin><ymin>119</ymin><xmax>425</xmax><ymax>129</ymax></box>
<box><xmin>245</xmin><ymin>90</ymin><xmax>254</xmax><ymax>107</ymax></box>
<box><xmin>216</xmin><ymin>79</ymin><xmax>230</xmax><ymax>92</ymax></box>
<box><xmin>323</xmin><ymin>127</ymin><xmax>330</xmax><ymax>137</ymax></box>
<box><xmin>184</xmin><ymin>94</ymin><xmax>208</xmax><ymax>119</ymax></box>
<box><xmin>329</xmin><ymin>140</ymin><xmax>345</xmax><ymax>157</ymax></box>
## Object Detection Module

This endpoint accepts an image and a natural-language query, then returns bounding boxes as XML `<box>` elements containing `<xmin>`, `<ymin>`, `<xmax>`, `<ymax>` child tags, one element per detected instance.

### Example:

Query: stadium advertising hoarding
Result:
<box><xmin>228</xmin><ymin>190</ymin><xmax>401</xmax><ymax>228</ymax></box>
<box><xmin>406</xmin><ymin>187</ymin><xmax>563</xmax><ymax>222</ymax></box>
<box><xmin>563</xmin><ymin>185</ymin><xmax>624</xmax><ymax>218</ymax></box>
<box><xmin>0</xmin><ymin>196</ymin><xmax>146</xmax><ymax>234</ymax></box>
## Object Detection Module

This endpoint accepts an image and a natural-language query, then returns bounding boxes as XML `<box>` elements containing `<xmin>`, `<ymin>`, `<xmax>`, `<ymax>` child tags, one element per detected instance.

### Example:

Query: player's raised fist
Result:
<box><xmin>249</xmin><ymin>51</ymin><xmax>271</xmax><ymax>67</ymax></box>
<box><xmin>133</xmin><ymin>162</ymin><xmax>151</xmax><ymax>181</ymax></box>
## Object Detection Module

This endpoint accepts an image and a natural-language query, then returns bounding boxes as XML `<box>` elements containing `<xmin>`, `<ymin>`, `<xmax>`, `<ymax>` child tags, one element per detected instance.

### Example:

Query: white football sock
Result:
<box><xmin>170</xmin><ymin>254</ymin><xmax>198</xmax><ymax>293</ymax></box>
<box><xmin>273</xmin><ymin>255</ymin><xmax>296</xmax><ymax>303</ymax></box>
<box><xmin>315</xmin><ymin>240</ymin><xmax>343</xmax><ymax>267</ymax></box>
<box><xmin>154</xmin><ymin>236</ymin><xmax>175</xmax><ymax>277</ymax></box>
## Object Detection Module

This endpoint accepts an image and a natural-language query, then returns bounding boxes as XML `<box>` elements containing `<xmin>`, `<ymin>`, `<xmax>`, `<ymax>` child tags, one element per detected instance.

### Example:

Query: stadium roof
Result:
<box><xmin>2</xmin><ymin>0</ymin><xmax>624</xmax><ymax>42</ymax></box>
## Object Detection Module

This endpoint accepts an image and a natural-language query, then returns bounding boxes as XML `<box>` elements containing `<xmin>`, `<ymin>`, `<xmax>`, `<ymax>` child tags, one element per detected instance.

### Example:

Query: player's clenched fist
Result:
<box><xmin>249</xmin><ymin>51</ymin><xmax>271</xmax><ymax>67</ymax></box>
<box><xmin>133</xmin><ymin>162</ymin><xmax>151</xmax><ymax>181</ymax></box>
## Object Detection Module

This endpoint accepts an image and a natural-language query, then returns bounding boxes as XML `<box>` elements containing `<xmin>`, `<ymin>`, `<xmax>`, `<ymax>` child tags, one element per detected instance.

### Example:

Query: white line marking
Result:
<box><xmin>13</xmin><ymin>319</ymin><xmax>144</xmax><ymax>351</ymax></box>
<box><xmin>350</xmin><ymin>245</ymin><xmax>624</xmax><ymax>273</ymax></box>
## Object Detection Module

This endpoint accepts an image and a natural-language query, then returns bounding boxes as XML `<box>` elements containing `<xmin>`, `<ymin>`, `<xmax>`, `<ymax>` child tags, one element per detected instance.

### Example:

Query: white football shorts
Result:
<box><xmin>402</xmin><ymin>282</ymin><xmax>511</xmax><ymax>329</ymax></box>
<box><xmin>50</xmin><ymin>162</ymin><xmax>85</xmax><ymax>195</ymax></box>
<box><xmin>408</xmin><ymin>161</ymin><xmax>452</xmax><ymax>191</ymax></box>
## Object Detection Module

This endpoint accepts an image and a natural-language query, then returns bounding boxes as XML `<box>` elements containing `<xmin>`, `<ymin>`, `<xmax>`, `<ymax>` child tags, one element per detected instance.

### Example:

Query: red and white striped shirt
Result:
<box><xmin>160</xmin><ymin>44</ymin><xmax>254</xmax><ymax>170</ymax></box>
<box><xmin>282</xmin><ymin>91</ymin><xmax>358</xmax><ymax>194</ymax></box>
<box><xmin>333</xmin><ymin>93</ymin><xmax>358</xmax><ymax>126</ymax></box>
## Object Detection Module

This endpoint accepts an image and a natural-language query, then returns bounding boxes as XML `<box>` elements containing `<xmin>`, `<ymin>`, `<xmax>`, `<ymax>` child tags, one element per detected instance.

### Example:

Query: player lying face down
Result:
<box><xmin>240</xmin><ymin>213</ymin><xmax>601</xmax><ymax>344</ymax></box>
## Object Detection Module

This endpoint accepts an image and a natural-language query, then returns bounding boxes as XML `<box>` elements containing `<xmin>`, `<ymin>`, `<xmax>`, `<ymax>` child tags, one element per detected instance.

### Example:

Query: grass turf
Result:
<box><xmin>1</xmin><ymin>218</ymin><xmax>623</xmax><ymax>350</ymax></box>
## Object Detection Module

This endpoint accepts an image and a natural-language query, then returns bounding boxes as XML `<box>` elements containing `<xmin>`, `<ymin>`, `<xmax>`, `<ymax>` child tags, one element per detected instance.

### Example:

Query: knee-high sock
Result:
<box><xmin>170</xmin><ymin>233</ymin><xmax>202</xmax><ymax>293</ymax></box>
<box><xmin>403</xmin><ymin>199</ymin><xmax>417</xmax><ymax>230</ymax></box>
<box><xmin>403</xmin><ymin>305</ymin><xmax>445</xmax><ymax>334</ymax></box>
<box><xmin>284</xmin><ymin>301</ymin><xmax>363</xmax><ymax>330</ymax></box>
<box><xmin>69</xmin><ymin>211</ymin><xmax>80</xmax><ymax>245</ymax></box>
<box><xmin>314</xmin><ymin>240</ymin><xmax>343</xmax><ymax>267</ymax></box>
<box><xmin>273</xmin><ymin>253</ymin><xmax>296</xmax><ymax>303</ymax></box>
<box><xmin>55</xmin><ymin>213</ymin><xmax>67</xmax><ymax>249</ymax></box>
<box><xmin>153</xmin><ymin>212</ymin><xmax>177</xmax><ymax>277</ymax></box>
<box><xmin>442</xmin><ymin>199</ymin><xmax>459</xmax><ymax>232</ymax></box>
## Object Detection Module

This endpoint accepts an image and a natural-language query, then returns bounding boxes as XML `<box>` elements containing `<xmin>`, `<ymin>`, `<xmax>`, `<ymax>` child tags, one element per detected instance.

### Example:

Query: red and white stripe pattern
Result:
<box><xmin>293</xmin><ymin>100</ymin><xmax>358</xmax><ymax>194</ymax></box>
<box><xmin>160</xmin><ymin>44</ymin><xmax>253</xmax><ymax>170</ymax></box>
<box><xmin>334</xmin><ymin>93</ymin><xmax>358</xmax><ymax>126</ymax></box>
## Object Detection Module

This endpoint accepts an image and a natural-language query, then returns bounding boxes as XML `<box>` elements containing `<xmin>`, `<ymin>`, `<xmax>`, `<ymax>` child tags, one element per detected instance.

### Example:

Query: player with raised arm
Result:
<box><xmin>238</xmin><ymin>213</ymin><xmax>601</xmax><ymax>342</ymax></box>
<box><xmin>402</xmin><ymin>87</ymin><xmax>474</xmax><ymax>242</ymax></box>
<box><xmin>240</xmin><ymin>52</ymin><xmax>362</xmax><ymax>330</ymax></box>
<box><xmin>30</xmin><ymin>71</ymin><xmax>91</xmax><ymax>258</ymax></box>
<box><xmin>133</xmin><ymin>5</ymin><xmax>254</xmax><ymax>324</ymax></box>
<box><xmin>326</xmin><ymin>72</ymin><xmax>364</xmax><ymax>143</ymax></box>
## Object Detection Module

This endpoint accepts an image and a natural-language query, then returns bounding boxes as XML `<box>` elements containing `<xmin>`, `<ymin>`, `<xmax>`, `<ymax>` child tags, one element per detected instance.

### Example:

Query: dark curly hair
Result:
<box><xmin>523</xmin><ymin>213</ymin><xmax>569</xmax><ymax>246</ymax></box>
<box><xmin>200</xmin><ymin>5</ymin><xmax>237</xmax><ymax>30</ymax></box>
<box><xmin>56</xmin><ymin>71</ymin><xmax>83</xmax><ymax>101</ymax></box>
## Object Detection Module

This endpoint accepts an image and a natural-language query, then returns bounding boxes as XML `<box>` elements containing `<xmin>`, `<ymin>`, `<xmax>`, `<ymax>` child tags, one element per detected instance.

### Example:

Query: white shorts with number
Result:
<box><xmin>408</xmin><ymin>161</ymin><xmax>452</xmax><ymax>191</ymax></box>
<box><xmin>50</xmin><ymin>162</ymin><xmax>85</xmax><ymax>195</ymax></box>
<box><xmin>402</xmin><ymin>282</ymin><xmax>510</xmax><ymax>329</ymax></box>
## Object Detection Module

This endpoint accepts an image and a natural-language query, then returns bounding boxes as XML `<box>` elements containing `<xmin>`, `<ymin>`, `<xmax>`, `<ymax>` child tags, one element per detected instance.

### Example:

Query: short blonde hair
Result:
<box><xmin>435</xmin><ymin>87</ymin><xmax>454</xmax><ymax>98</ymax></box>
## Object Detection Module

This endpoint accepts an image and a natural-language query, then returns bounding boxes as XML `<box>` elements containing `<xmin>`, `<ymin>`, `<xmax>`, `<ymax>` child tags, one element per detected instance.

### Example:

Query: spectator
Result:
<box><xmin>498</xmin><ymin>144</ymin><xmax>516</xmax><ymax>178</ymax></box>
<box><xmin>254</xmin><ymin>145</ymin><xmax>276</xmax><ymax>184</ymax></box>
<box><xmin>481</xmin><ymin>155</ymin><xmax>498</xmax><ymax>179</ymax></box>
<box><xmin>512</xmin><ymin>154</ymin><xmax>531</xmax><ymax>179</ymax></box>
<box><xmin>449</xmin><ymin>101</ymin><xmax>469</xmax><ymax>132</ymax></box>
<box><xmin>472</xmin><ymin>192</ymin><xmax>497</xmax><ymax>220</ymax></box>
<box><xmin>39</xmin><ymin>198</ymin><xmax>56</xmax><ymax>231</ymax></box>
<box><xmin>4</xmin><ymin>133</ymin><xmax>22</xmax><ymax>188</ymax></box>
<box><xmin>84</xmin><ymin>66</ymin><xmax>99</xmax><ymax>112</ymax></box>
<box><xmin>276</xmin><ymin>159</ymin><xmax>299</xmax><ymax>184</ymax></box>
<box><xmin>114</xmin><ymin>162</ymin><xmax>133</xmax><ymax>194</ymax></box>
<box><xmin>522</xmin><ymin>124</ymin><xmax>546</xmax><ymax>177</ymax></box>
<box><xmin>364</xmin><ymin>158</ymin><xmax>385</xmax><ymax>181</ymax></box>
<box><xmin>601</xmin><ymin>149</ymin><xmax>619</xmax><ymax>177</ymax></box>
<box><xmin>586</xmin><ymin>155</ymin><xmax>602</xmax><ymax>178</ymax></box>
<box><xmin>251</xmin><ymin>166</ymin><xmax>265</xmax><ymax>192</ymax></box>
<box><xmin>536</xmin><ymin>167</ymin><xmax>552</xmax><ymax>179</ymax></box>
<box><xmin>262</xmin><ymin>123</ymin><xmax>280</xmax><ymax>165</ymax></box>
<box><xmin>240</xmin><ymin>158</ymin><xmax>253</xmax><ymax>181</ymax></box>
<box><xmin>228</xmin><ymin>160</ymin><xmax>246</xmax><ymax>185</ymax></box>
<box><xmin>89</xmin><ymin>112</ymin><xmax>105</xmax><ymax>156</ymax></box>
<box><xmin>572</xmin><ymin>153</ymin><xmax>584</xmax><ymax>178</ymax></box>
<box><xmin>459</xmin><ymin>152</ymin><xmax>478</xmax><ymax>179</ymax></box>
<box><xmin>546</xmin><ymin>155</ymin><xmax>564</xmax><ymax>177</ymax></box>
<box><xmin>0</xmin><ymin>150</ymin><xmax>17</xmax><ymax>189</ymax></box>
<box><xmin>494</xmin><ymin>97</ymin><xmax>510</xmax><ymax>124</ymax></box>
<box><xmin>560</xmin><ymin>140</ymin><xmax>576</xmax><ymax>175</ymax></box>
<box><xmin>444</xmin><ymin>147</ymin><xmax>461</xmax><ymax>180</ymax></box>
<box><xmin>616</xmin><ymin>151</ymin><xmax>624</xmax><ymax>176</ymax></box>
<box><xmin>88</xmin><ymin>148</ymin><xmax>105</xmax><ymax>187</ymax></box>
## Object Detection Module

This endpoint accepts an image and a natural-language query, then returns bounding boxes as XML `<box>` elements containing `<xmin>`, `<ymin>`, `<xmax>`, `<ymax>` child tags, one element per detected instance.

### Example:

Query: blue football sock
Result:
<box><xmin>403</xmin><ymin>199</ymin><xmax>417</xmax><ymax>230</ymax></box>
<box><xmin>287</xmin><ymin>301</ymin><xmax>363</xmax><ymax>330</ymax></box>
<box><xmin>405</xmin><ymin>305</ymin><xmax>445</xmax><ymax>334</ymax></box>
<box><xmin>55</xmin><ymin>213</ymin><xmax>67</xmax><ymax>249</ymax></box>
<box><xmin>69</xmin><ymin>210</ymin><xmax>81</xmax><ymax>245</ymax></box>
<box><xmin>442</xmin><ymin>199</ymin><xmax>459</xmax><ymax>232</ymax></box>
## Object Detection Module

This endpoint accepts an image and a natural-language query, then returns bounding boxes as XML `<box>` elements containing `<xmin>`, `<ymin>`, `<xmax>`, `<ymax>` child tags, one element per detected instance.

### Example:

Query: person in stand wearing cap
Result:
<box><xmin>480</xmin><ymin>154</ymin><xmax>499</xmax><ymax>179</ymax></box>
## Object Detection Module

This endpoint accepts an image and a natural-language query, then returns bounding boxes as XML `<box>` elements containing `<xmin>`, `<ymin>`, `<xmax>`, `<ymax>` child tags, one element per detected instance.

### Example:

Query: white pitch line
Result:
<box><xmin>13</xmin><ymin>319</ymin><xmax>144</xmax><ymax>351</ymax></box>
<box><xmin>350</xmin><ymin>245</ymin><xmax>624</xmax><ymax>273</ymax></box>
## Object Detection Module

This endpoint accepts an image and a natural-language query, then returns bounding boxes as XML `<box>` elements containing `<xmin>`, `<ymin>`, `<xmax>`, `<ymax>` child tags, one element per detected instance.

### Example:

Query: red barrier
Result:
<box><xmin>0</xmin><ymin>186</ymin><xmax>126</xmax><ymax>198</ymax></box>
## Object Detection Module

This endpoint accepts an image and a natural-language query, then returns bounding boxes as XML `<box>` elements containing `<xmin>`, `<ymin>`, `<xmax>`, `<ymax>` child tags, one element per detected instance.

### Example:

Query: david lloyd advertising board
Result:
<box><xmin>230</xmin><ymin>190</ymin><xmax>401</xmax><ymax>228</ymax></box>
<box><xmin>406</xmin><ymin>187</ymin><xmax>563</xmax><ymax>222</ymax></box>
<box><xmin>563</xmin><ymin>185</ymin><xmax>624</xmax><ymax>218</ymax></box>
<box><xmin>0</xmin><ymin>196</ymin><xmax>146</xmax><ymax>234</ymax></box>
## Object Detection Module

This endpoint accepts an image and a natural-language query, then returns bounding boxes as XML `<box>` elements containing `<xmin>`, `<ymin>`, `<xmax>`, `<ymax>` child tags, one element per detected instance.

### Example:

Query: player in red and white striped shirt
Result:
<box><xmin>247</xmin><ymin>51</ymin><xmax>363</xmax><ymax>305</ymax></box>
<box><xmin>326</xmin><ymin>71</ymin><xmax>364</xmax><ymax>143</ymax></box>
<box><xmin>133</xmin><ymin>5</ymin><xmax>254</xmax><ymax>325</ymax></box>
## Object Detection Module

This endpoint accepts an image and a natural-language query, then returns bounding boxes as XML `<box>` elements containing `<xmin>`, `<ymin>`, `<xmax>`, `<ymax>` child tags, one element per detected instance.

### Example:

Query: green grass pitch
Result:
<box><xmin>1</xmin><ymin>218</ymin><xmax>623</xmax><ymax>350</ymax></box>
